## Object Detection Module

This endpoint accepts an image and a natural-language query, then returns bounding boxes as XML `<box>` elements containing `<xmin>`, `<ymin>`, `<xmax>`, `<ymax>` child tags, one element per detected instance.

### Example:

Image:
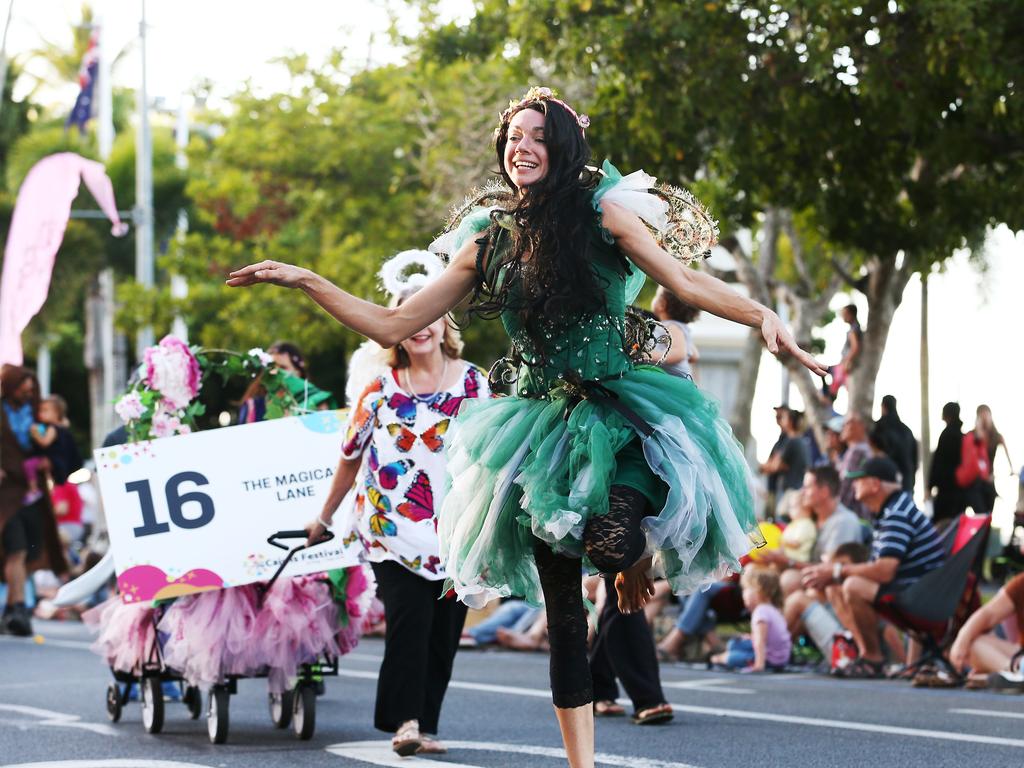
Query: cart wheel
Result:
<box><xmin>184</xmin><ymin>686</ymin><xmax>202</xmax><ymax>720</ymax></box>
<box><xmin>140</xmin><ymin>677</ymin><xmax>164</xmax><ymax>734</ymax></box>
<box><xmin>269</xmin><ymin>690</ymin><xmax>293</xmax><ymax>729</ymax></box>
<box><xmin>105</xmin><ymin>683</ymin><xmax>122</xmax><ymax>723</ymax></box>
<box><xmin>292</xmin><ymin>684</ymin><xmax>316</xmax><ymax>740</ymax></box>
<box><xmin>207</xmin><ymin>686</ymin><xmax>230</xmax><ymax>744</ymax></box>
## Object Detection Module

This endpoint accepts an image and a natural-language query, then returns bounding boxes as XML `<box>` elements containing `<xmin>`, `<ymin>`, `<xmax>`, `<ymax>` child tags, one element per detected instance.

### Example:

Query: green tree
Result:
<box><xmin>414</xmin><ymin>0</ymin><xmax>1024</xmax><ymax>437</ymax></box>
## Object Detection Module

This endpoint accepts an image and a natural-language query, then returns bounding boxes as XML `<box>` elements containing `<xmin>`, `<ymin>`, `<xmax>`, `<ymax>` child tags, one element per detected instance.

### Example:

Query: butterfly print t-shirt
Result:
<box><xmin>341</xmin><ymin>362</ymin><xmax>489</xmax><ymax>580</ymax></box>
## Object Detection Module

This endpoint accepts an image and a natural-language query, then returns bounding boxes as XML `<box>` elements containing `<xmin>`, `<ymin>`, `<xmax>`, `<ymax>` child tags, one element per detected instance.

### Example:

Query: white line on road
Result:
<box><xmin>0</xmin><ymin>761</ymin><xmax>214</xmax><ymax>768</ymax></box>
<box><xmin>338</xmin><ymin>670</ymin><xmax>1024</xmax><ymax>749</ymax></box>
<box><xmin>949</xmin><ymin>708</ymin><xmax>1024</xmax><ymax>720</ymax></box>
<box><xmin>0</xmin><ymin>703</ymin><xmax>117</xmax><ymax>737</ymax></box>
<box><xmin>661</xmin><ymin>678</ymin><xmax>754</xmax><ymax>695</ymax></box>
<box><xmin>326</xmin><ymin>740</ymin><xmax>702</xmax><ymax>768</ymax></box>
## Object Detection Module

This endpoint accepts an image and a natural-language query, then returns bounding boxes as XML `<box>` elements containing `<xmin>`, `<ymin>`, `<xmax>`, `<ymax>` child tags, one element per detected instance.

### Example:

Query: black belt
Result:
<box><xmin>554</xmin><ymin>372</ymin><xmax>655</xmax><ymax>439</ymax></box>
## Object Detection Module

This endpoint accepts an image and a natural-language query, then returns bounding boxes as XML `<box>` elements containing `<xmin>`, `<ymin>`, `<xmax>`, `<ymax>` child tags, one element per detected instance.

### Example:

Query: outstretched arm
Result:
<box><xmin>226</xmin><ymin>238</ymin><xmax>480</xmax><ymax>348</ymax></box>
<box><xmin>601</xmin><ymin>201</ymin><xmax>825</xmax><ymax>376</ymax></box>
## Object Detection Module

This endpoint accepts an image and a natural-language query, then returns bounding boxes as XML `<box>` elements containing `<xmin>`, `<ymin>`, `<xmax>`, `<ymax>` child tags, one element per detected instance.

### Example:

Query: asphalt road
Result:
<box><xmin>2</xmin><ymin>620</ymin><xmax>1024</xmax><ymax>768</ymax></box>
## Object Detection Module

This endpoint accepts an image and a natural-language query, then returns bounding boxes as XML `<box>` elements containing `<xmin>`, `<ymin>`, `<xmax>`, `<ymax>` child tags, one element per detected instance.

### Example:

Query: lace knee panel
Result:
<box><xmin>582</xmin><ymin>484</ymin><xmax>649</xmax><ymax>574</ymax></box>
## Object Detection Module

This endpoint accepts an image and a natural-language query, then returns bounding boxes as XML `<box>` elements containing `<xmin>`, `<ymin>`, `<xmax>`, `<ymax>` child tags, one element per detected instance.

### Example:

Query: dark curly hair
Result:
<box><xmin>468</xmin><ymin>99</ymin><xmax>629</xmax><ymax>362</ymax></box>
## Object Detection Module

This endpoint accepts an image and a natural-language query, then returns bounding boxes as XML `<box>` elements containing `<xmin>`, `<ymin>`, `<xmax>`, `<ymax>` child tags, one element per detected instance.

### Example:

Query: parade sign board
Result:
<box><xmin>95</xmin><ymin>411</ymin><xmax>361</xmax><ymax>603</ymax></box>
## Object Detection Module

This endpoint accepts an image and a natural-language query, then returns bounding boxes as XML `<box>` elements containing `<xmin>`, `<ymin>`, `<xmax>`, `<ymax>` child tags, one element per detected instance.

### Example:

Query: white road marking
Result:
<box><xmin>0</xmin><ymin>636</ymin><xmax>93</xmax><ymax>651</ymax></box>
<box><xmin>949</xmin><ymin>708</ymin><xmax>1024</xmax><ymax>720</ymax></box>
<box><xmin>1</xmin><ymin>761</ymin><xmax>213</xmax><ymax>768</ymax></box>
<box><xmin>326</xmin><ymin>740</ymin><xmax>701</xmax><ymax>768</ymax></box>
<box><xmin>0</xmin><ymin>703</ymin><xmax>117</xmax><ymax>737</ymax></box>
<box><xmin>661</xmin><ymin>678</ymin><xmax>754</xmax><ymax>695</ymax></box>
<box><xmin>338</xmin><ymin>671</ymin><xmax>1024</xmax><ymax>749</ymax></box>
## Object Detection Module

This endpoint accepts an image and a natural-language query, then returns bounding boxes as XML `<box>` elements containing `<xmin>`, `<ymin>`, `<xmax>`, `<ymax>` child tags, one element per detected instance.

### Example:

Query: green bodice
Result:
<box><xmin>483</xmin><ymin>223</ymin><xmax>636</xmax><ymax>397</ymax></box>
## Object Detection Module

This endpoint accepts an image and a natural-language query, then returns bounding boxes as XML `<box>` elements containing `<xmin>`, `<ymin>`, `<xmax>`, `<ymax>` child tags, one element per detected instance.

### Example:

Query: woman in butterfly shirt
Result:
<box><xmin>307</xmin><ymin>288</ymin><xmax>490</xmax><ymax>757</ymax></box>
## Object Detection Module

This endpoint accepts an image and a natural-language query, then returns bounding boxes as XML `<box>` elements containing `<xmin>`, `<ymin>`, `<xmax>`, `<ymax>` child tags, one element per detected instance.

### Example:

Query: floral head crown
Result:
<box><xmin>498</xmin><ymin>86</ymin><xmax>591</xmax><ymax>136</ymax></box>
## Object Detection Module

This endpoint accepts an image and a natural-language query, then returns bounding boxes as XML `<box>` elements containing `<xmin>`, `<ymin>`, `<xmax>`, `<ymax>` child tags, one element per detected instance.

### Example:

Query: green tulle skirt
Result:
<box><xmin>437</xmin><ymin>365</ymin><xmax>763</xmax><ymax>608</ymax></box>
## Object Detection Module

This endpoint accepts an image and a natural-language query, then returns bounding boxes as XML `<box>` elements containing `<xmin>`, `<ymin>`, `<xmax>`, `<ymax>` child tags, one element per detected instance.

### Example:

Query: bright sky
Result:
<box><xmin>6</xmin><ymin>1</ymin><xmax>1021</xmax><ymax>531</ymax></box>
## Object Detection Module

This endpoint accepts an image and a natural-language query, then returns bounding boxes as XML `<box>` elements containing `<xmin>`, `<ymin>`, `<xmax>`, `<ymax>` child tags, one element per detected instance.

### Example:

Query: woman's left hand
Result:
<box><xmin>760</xmin><ymin>311</ymin><xmax>827</xmax><ymax>376</ymax></box>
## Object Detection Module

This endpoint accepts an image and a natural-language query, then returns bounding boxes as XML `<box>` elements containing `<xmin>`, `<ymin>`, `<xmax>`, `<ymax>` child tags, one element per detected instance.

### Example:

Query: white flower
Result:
<box><xmin>248</xmin><ymin>347</ymin><xmax>274</xmax><ymax>366</ymax></box>
<box><xmin>114</xmin><ymin>392</ymin><xmax>146</xmax><ymax>423</ymax></box>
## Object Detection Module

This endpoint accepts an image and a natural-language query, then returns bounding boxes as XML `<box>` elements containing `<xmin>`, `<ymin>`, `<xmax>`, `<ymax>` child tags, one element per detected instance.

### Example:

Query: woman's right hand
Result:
<box><xmin>226</xmin><ymin>260</ymin><xmax>310</xmax><ymax>289</ymax></box>
<box><xmin>304</xmin><ymin>518</ymin><xmax>330</xmax><ymax>548</ymax></box>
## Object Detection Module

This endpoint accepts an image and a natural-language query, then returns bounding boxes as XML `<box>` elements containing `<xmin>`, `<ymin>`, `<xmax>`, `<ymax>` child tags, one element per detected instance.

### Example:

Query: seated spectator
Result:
<box><xmin>801</xmin><ymin>457</ymin><xmax>944</xmax><ymax>678</ymax></box>
<box><xmin>461</xmin><ymin>599</ymin><xmax>542</xmax><ymax>647</ymax></box>
<box><xmin>779</xmin><ymin>503</ymin><xmax>817</xmax><ymax>566</ymax></box>
<box><xmin>763</xmin><ymin>466</ymin><xmax>864</xmax><ymax>618</ymax></box>
<box><xmin>709</xmin><ymin>566</ymin><xmax>791</xmax><ymax>672</ymax></box>
<box><xmin>787</xmin><ymin>542</ymin><xmax>869</xmax><ymax>652</ymax></box>
<box><xmin>950</xmin><ymin>572</ymin><xmax>1024</xmax><ymax>689</ymax></box>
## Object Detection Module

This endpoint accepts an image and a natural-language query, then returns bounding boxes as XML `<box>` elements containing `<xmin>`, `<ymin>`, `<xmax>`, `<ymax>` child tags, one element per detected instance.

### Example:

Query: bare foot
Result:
<box><xmin>614</xmin><ymin>556</ymin><xmax>655</xmax><ymax>614</ymax></box>
<box><xmin>496</xmin><ymin>627</ymin><xmax>542</xmax><ymax>651</ymax></box>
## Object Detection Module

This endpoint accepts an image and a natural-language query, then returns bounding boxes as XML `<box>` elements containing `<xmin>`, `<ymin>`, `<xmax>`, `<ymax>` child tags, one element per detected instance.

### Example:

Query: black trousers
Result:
<box><xmin>532</xmin><ymin>483</ymin><xmax>652</xmax><ymax>709</ymax></box>
<box><xmin>371</xmin><ymin>560</ymin><xmax>468</xmax><ymax>734</ymax></box>
<box><xmin>590</xmin><ymin>574</ymin><xmax>666</xmax><ymax>712</ymax></box>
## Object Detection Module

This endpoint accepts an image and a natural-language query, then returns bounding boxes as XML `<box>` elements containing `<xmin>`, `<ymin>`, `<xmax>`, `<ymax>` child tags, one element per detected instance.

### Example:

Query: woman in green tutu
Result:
<box><xmin>228</xmin><ymin>86</ymin><xmax>823</xmax><ymax>768</ymax></box>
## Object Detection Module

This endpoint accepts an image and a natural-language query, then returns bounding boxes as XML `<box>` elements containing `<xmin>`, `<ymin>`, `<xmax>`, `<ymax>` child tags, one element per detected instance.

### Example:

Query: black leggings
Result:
<box><xmin>532</xmin><ymin>484</ymin><xmax>649</xmax><ymax>709</ymax></box>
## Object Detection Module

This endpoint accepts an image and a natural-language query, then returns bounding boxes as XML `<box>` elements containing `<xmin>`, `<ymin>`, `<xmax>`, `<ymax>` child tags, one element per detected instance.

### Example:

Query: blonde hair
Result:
<box><xmin>384</xmin><ymin>289</ymin><xmax>464</xmax><ymax>369</ymax></box>
<box><xmin>741</xmin><ymin>565</ymin><xmax>783</xmax><ymax>609</ymax></box>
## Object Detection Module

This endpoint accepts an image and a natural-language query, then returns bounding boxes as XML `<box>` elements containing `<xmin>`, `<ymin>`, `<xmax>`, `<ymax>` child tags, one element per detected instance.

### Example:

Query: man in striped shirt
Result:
<box><xmin>801</xmin><ymin>456</ymin><xmax>945</xmax><ymax>677</ymax></box>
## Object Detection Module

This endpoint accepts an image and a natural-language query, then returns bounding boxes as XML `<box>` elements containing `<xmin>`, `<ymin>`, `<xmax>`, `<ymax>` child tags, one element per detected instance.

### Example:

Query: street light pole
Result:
<box><xmin>134</xmin><ymin>0</ymin><xmax>155</xmax><ymax>359</ymax></box>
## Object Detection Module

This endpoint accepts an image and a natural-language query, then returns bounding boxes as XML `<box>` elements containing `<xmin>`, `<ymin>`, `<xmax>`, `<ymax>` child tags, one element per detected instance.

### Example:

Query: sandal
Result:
<box><xmin>392</xmin><ymin>720</ymin><xmax>422</xmax><ymax>757</ymax></box>
<box><xmin>594</xmin><ymin>700</ymin><xmax>626</xmax><ymax>717</ymax></box>
<box><xmin>632</xmin><ymin>703</ymin><xmax>674</xmax><ymax>725</ymax></box>
<box><xmin>833</xmin><ymin>657</ymin><xmax>885</xmax><ymax>680</ymax></box>
<box><xmin>417</xmin><ymin>735</ymin><xmax>448</xmax><ymax>755</ymax></box>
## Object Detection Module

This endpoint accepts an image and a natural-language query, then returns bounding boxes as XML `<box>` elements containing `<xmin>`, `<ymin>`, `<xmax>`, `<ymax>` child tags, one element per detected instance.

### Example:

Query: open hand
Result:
<box><xmin>760</xmin><ymin>311</ymin><xmax>827</xmax><ymax>376</ymax></box>
<box><xmin>614</xmin><ymin>557</ymin><xmax>656</xmax><ymax>614</ymax></box>
<box><xmin>226</xmin><ymin>260</ymin><xmax>309</xmax><ymax>289</ymax></box>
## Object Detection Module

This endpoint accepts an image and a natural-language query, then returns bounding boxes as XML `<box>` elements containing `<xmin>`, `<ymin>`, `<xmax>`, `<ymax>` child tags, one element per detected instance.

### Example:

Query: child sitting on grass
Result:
<box><xmin>710</xmin><ymin>566</ymin><xmax>792</xmax><ymax>672</ymax></box>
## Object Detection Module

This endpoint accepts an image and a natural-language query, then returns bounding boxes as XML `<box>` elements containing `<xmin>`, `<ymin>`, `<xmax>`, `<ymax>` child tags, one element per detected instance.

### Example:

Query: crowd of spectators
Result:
<box><xmin>1</xmin><ymin>364</ymin><xmax>106</xmax><ymax>637</ymax></box>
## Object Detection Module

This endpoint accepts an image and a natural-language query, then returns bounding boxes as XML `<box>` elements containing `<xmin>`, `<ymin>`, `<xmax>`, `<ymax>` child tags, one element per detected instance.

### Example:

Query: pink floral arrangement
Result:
<box><xmin>143</xmin><ymin>335</ymin><xmax>200</xmax><ymax>410</ymax></box>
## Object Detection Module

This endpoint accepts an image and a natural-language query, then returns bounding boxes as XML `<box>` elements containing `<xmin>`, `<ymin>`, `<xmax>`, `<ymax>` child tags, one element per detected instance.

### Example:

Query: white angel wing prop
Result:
<box><xmin>52</xmin><ymin>550</ymin><xmax>115</xmax><ymax>606</ymax></box>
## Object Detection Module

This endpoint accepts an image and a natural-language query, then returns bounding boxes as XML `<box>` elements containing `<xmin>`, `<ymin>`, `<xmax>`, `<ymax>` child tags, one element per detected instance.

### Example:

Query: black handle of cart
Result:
<box><xmin>264</xmin><ymin>529</ymin><xmax>336</xmax><ymax>590</ymax></box>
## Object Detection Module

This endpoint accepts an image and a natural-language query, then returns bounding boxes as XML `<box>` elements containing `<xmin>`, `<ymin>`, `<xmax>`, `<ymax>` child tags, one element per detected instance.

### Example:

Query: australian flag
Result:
<box><xmin>66</xmin><ymin>32</ymin><xmax>99</xmax><ymax>133</ymax></box>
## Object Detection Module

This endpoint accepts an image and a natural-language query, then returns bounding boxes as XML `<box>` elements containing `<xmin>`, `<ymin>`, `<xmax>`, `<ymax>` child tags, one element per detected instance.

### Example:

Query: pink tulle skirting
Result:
<box><xmin>84</xmin><ymin>566</ymin><xmax>376</xmax><ymax>692</ymax></box>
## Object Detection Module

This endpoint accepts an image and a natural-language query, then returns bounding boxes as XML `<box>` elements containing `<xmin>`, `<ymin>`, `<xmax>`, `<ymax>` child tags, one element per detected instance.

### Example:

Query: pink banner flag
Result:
<box><xmin>0</xmin><ymin>152</ymin><xmax>128</xmax><ymax>366</ymax></box>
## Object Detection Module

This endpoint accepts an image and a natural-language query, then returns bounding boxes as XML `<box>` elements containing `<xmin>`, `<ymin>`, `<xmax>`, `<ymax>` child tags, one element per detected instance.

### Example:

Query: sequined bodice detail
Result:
<box><xmin>489</xmin><ymin>227</ymin><xmax>635</xmax><ymax>397</ymax></box>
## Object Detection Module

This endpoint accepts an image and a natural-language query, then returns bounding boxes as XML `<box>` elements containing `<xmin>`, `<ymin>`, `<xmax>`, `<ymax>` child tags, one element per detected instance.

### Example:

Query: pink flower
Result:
<box><xmin>150</xmin><ymin>410</ymin><xmax>183</xmax><ymax>439</ymax></box>
<box><xmin>114</xmin><ymin>391</ymin><xmax>145</xmax><ymax>422</ymax></box>
<box><xmin>143</xmin><ymin>336</ymin><xmax>200</xmax><ymax>409</ymax></box>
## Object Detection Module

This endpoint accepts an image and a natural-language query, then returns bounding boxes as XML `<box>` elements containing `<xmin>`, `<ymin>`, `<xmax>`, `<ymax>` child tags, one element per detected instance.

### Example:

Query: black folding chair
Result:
<box><xmin>874</xmin><ymin>514</ymin><xmax>990</xmax><ymax>678</ymax></box>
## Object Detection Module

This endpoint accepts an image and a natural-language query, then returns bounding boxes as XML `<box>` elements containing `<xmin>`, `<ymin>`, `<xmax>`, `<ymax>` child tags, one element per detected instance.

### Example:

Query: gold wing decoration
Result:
<box><xmin>429</xmin><ymin>179</ymin><xmax>515</xmax><ymax>259</ymax></box>
<box><xmin>650</xmin><ymin>183</ymin><xmax>720</xmax><ymax>265</ymax></box>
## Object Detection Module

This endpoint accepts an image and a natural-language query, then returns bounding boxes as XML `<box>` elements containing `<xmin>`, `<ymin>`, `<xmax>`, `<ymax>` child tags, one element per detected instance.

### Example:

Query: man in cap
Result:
<box><xmin>801</xmin><ymin>456</ymin><xmax>945</xmax><ymax>678</ymax></box>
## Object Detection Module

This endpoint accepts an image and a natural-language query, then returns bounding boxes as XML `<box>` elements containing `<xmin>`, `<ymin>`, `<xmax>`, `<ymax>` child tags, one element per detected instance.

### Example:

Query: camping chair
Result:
<box><xmin>874</xmin><ymin>513</ymin><xmax>990</xmax><ymax>679</ymax></box>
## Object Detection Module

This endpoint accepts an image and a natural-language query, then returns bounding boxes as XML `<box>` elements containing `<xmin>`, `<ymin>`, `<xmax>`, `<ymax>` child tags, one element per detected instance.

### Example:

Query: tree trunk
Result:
<box><xmin>731</xmin><ymin>329</ymin><xmax>766</xmax><ymax>447</ymax></box>
<box><xmin>718</xmin><ymin>211</ymin><xmax>779</xmax><ymax>447</ymax></box>
<box><xmin>847</xmin><ymin>256</ymin><xmax>914</xmax><ymax>419</ymax></box>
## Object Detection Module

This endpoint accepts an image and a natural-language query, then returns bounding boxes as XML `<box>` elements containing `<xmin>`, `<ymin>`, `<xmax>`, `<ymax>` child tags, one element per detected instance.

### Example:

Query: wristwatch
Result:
<box><xmin>832</xmin><ymin>562</ymin><xmax>844</xmax><ymax>583</ymax></box>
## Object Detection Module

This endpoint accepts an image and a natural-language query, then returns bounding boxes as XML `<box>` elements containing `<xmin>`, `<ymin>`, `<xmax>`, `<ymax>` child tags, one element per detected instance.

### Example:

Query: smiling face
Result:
<box><xmin>503</xmin><ymin>107</ymin><xmax>549</xmax><ymax>192</ymax></box>
<box><xmin>400</xmin><ymin>316</ymin><xmax>448</xmax><ymax>359</ymax></box>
